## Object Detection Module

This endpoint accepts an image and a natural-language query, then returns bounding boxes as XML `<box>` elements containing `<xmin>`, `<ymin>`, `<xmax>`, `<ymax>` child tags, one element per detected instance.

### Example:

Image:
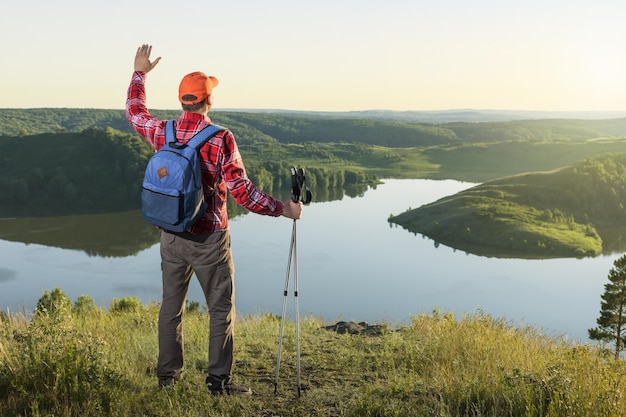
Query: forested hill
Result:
<box><xmin>0</xmin><ymin>126</ymin><xmax>380</xmax><ymax>218</ymax></box>
<box><xmin>389</xmin><ymin>153</ymin><xmax>626</xmax><ymax>258</ymax></box>
<box><xmin>0</xmin><ymin>127</ymin><xmax>153</xmax><ymax>216</ymax></box>
<box><xmin>2</xmin><ymin>108</ymin><xmax>626</xmax><ymax>147</ymax></box>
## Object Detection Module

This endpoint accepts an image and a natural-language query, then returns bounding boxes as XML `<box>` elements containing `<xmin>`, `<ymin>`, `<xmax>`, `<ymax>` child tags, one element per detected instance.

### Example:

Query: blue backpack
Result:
<box><xmin>141</xmin><ymin>120</ymin><xmax>225</xmax><ymax>232</ymax></box>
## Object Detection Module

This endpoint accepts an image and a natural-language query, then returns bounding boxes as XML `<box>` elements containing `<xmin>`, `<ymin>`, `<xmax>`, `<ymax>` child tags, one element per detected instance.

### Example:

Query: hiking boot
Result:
<box><xmin>158</xmin><ymin>377</ymin><xmax>188</xmax><ymax>389</ymax></box>
<box><xmin>158</xmin><ymin>378</ymin><xmax>176</xmax><ymax>389</ymax></box>
<box><xmin>206</xmin><ymin>377</ymin><xmax>252</xmax><ymax>396</ymax></box>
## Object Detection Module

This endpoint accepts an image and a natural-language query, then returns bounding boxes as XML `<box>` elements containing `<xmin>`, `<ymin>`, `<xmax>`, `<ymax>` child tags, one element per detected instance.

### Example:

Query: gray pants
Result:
<box><xmin>156</xmin><ymin>229</ymin><xmax>235</xmax><ymax>383</ymax></box>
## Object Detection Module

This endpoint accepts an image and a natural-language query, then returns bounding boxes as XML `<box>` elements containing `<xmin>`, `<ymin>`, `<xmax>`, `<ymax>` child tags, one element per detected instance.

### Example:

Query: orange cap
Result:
<box><xmin>178</xmin><ymin>72</ymin><xmax>219</xmax><ymax>105</ymax></box>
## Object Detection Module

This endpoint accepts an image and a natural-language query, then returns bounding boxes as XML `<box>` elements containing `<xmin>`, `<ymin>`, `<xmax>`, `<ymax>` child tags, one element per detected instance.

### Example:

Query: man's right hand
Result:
<box><xmin>134</xmin><ymin>44</ymin><xmax>161</xmax><ymax>74</ymax></box>
<box><xmin>282</xmin><ymin>200</ymin><xmax>303</xmax><ymax>220</ymax></box>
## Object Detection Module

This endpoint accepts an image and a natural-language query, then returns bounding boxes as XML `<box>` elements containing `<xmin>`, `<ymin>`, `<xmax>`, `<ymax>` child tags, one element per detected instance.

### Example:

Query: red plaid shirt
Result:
<box><xmin>126</xmin><ymin>71</ymin><xmax>284</xmax><ymax>235</ymax></box>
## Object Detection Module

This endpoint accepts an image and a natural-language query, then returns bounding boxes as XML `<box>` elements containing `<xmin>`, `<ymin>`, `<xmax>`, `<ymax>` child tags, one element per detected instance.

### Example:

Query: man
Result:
<box><xmin>126</xmin><ymin>44</ymin><xmax>303</xmax><ymax>395</ymax></box>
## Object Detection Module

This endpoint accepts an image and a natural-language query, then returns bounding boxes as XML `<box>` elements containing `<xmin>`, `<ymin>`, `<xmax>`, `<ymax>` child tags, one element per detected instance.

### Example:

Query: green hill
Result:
<box><xmin>389</xmin><ymin>153</ymin><xmax>626</xmax><ymax>258</ymax></box>
<box><xmin>424</xmin><ymin>139</ymin><xmax>626</xmax><ymax>182</ymax></box>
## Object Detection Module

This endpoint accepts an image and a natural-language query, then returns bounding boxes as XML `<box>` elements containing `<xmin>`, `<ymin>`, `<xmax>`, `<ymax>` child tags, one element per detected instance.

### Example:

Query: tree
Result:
<box><xmin>589</xmin><ymin>254</ymin><xmax>626</xmax><ymax>359</ymax></box>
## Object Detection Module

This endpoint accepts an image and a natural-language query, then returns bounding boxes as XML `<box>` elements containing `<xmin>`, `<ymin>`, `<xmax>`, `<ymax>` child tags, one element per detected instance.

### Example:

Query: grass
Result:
<box><xmin>2</xmin><ymin>297</ymin><xmax>626</xmax><ymax>417</ymax></box>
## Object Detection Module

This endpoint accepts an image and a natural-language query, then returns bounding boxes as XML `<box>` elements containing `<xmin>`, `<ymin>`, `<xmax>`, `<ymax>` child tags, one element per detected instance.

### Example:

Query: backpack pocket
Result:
<box><xmin>141</xmin><ymin>187</ymin><xmax>184</xmax><ymax>227</ymax></box>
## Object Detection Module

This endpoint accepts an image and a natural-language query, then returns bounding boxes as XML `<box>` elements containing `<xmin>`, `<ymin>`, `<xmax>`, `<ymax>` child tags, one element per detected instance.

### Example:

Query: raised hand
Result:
<box><xmin>134</xmin><ymin>44</ymin><xmax>161</xmax><ymax>74</ymax></box>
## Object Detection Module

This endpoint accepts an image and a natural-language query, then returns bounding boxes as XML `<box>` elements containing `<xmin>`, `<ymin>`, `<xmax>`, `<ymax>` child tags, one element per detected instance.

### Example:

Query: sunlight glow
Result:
<box><xmin>585</xmin><ymin>49</ymin><xmax>624</xmax><ymax>88</ymax></box>
<box><xmin>2</xmin><ymin>1</ymin><xmax>626</xmax><ymax>111</ymax></box>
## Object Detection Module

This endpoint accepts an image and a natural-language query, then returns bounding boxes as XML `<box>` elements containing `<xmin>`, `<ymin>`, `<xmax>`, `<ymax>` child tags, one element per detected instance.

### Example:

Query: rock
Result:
<box><xmin>324</xmin><ymin>321</ymin><xmax>385</xmax><ymax>336</ymax></box>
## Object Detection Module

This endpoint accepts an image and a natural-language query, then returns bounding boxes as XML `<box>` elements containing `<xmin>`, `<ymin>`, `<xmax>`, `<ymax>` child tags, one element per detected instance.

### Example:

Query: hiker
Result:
<box><xmin>126</xmin><ymin>44</ymin><xmax>303</xmax><ymax>394</ymax></box>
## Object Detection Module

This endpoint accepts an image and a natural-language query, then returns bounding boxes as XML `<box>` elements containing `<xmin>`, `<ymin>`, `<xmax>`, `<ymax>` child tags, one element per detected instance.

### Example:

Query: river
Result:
<box><xmin>0</xmin><ymin>179</ymin><xmax>618</xmax><ymax>342</ymax></box>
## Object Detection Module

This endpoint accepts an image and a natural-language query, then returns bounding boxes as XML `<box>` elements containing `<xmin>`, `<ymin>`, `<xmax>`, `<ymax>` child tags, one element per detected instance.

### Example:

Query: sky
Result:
<box><xmin>2</xmin><ymin>0</ymin><xmax>626</xmax><ymax>112</ymax></box>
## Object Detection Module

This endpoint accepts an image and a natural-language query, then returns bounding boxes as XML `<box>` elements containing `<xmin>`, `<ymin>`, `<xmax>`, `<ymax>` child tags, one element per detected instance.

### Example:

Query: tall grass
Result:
<box><xmin>1</xmin><ymin>298</ymin><xmax>625</xmax><ymax>416</ymax></box>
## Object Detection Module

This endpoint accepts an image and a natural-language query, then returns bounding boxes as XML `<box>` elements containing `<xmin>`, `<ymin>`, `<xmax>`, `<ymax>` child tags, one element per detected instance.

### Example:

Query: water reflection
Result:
<box><xmin>3</xmin><ymin>179</ymin><xmax>622</xmax><ymax>261</ymax></box>
<box><xmin>0</xmin><ymin>183</ymin><xmax>374</xmax><ymax>258</ymax></box>
<box><xmin>393</xmin><ymin>225</ymin><xmax>626</xmax><ymax>259</ymax></box>
<box><xmin>0</xmin><ymin>212</ymin><xmax>160</xmax><ymax>258</ymax></box>
<box><xmin>0</xmin><ymin>268</ymin><xmax>18</xmax><ymax>283</ymax></box>
<box><xmin>597</xmin><ymin>227</ymin><xmax>626</xmax><ymax>256</ymax></box>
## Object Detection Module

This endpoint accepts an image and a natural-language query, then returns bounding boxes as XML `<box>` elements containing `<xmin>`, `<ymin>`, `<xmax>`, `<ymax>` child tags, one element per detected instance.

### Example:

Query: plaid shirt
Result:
<box><xmin>126</xmin><ymin>71</ymin><xmax>284</xmax><ymax>235</ymax></box>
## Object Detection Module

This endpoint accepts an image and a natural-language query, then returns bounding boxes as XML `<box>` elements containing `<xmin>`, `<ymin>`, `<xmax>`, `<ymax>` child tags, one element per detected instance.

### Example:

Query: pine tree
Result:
<box><xmin>589</xmin><ymin>254</ymin><xmax>626</xmax><ymax>359</ymax></box>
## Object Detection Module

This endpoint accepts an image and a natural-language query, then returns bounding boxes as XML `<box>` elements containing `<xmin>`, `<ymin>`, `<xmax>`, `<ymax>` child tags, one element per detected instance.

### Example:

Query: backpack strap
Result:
<box><xmin>165</xmin><ymin>120</ymin><xmax>225</xmax><ymax>149</ymax></box>
<box><xmin>187</xmin><ymin>123</ymin><xmax>227</xmax><ymax>194</ymax></box>
<box><xmin>187</xmin><ymin>124</ymin><xmax>226</xmax><ymax>149</ymax></box>
<box><xmin>165</xmin><ymin>119</ymin><xmax>177</xmax><ymax>145</ymax></box>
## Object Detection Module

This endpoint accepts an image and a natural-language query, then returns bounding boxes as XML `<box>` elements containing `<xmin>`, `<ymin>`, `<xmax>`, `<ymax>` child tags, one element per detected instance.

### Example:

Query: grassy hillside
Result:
<box><xmin>447</xmin><ymin>118</ymin><xmax>626</xmax><ymax>142</ymax></box>
<box><xmin>389</xmin><ymin>153</ymin><xmax>626</xmax><ymax>258</ymax></box>
<box><xmin>424</xmin><ymin>138</ymin><xmax>626</xmax><ymax>182</ymax></box>
<box><xmin>1</xmin><ymin>295</ymin><xmax>625</xmax><ymax>417</ymax></box>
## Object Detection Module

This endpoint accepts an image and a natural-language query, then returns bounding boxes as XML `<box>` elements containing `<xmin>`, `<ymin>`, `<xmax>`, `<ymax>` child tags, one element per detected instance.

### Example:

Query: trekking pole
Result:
<box><xmin>274</xmin><ymin>167</ymin><xmax>311</xmax><ymax>397</ymax></box>
<box><xmin>293</xmin><ymin>220</ymin><xmax>301</xmax><ymax>398</ymax></box>
<box><xmin>274</xmin><ymin>219</ymin><xmax>298</xmax><ymax>395</ymax></box>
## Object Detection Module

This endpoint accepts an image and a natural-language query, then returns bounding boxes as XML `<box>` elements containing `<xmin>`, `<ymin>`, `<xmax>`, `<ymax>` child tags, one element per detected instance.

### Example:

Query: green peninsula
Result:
<box><xmin>389</xmin><ymin>153</ymin><xmax>626</xmax><ymax>258</ymax></box>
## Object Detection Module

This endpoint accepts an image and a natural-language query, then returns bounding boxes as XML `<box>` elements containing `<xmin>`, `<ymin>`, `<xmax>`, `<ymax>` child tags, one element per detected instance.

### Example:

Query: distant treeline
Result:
<box><xmin>2</xmin><ymin>108</ymin><xmax>626</xmax><ymax>146</ymax></box>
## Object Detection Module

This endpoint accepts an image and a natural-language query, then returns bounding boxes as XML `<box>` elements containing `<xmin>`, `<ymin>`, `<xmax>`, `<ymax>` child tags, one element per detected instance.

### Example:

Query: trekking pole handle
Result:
<box><xmin>291</xmin><ymin>166</ymin><xmax>312</xmax><ymax>204</ymax></box>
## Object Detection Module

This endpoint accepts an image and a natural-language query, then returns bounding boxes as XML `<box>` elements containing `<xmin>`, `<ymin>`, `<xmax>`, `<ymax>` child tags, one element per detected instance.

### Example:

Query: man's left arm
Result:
<box><xmin>221</xmin><ymin>132</ymin><xmax>284</xmax><ymax>216</ymax></box>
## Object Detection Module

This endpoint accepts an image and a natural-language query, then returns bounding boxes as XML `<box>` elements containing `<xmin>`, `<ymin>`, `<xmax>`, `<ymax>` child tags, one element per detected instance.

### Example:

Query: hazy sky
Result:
<box><xmin>2</xmin><ymin>1</ymin><xmax>625</xmax><ymax>112</ymax></box>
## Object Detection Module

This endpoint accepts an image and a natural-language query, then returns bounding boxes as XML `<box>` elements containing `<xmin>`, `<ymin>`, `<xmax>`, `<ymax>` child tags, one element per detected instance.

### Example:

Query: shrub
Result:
<box><xmin>73</xmin><ymin>294</ymin><xmax>98</xmax><ymax>315</ymax></box>
<box><xmin>110</xmin><ymin>296</ymin><xmax>142</xmax><ymax>313</ymax></box>
<box><xmin>0</xmin><ymin>314</ymin><xmax>125</xmax><ymax>415</ymax></box>
<box><xmin>35</xmin><ymin>288</ymin><xmax>72</xmax><ymax>318</ymax></box>
<box><xmin>187</xmin><ymin>300</ymin><xmax>202</xmax><ymax>314</ymax></box>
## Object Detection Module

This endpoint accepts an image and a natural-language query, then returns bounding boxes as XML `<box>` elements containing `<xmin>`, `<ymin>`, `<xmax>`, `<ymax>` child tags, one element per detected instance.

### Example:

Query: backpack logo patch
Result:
<box><xmin>157</xmin><ymin>166</ymin><xmax>168</xmax><ymax>179</ymax></box>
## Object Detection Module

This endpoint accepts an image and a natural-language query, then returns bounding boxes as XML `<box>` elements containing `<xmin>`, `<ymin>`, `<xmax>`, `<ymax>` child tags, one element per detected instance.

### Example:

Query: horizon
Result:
<box><xmin>3</xmin><ymin>107</ymin><xmax>626</xmax><ymax>116</ymax></box>
<box><xmin>3</xmin><ymin>1</ymin><xmax>626</xmax><ymax>112</ymax></box>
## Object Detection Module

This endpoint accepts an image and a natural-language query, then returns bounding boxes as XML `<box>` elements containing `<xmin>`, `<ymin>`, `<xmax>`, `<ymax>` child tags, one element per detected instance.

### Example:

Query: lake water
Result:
<box><xmin>0</xmin><ymin>179</ymin><xmax>617</xmax><ymax>342</ymax></box>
